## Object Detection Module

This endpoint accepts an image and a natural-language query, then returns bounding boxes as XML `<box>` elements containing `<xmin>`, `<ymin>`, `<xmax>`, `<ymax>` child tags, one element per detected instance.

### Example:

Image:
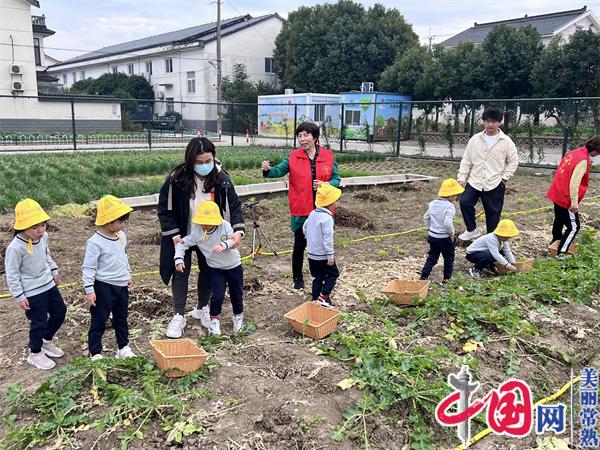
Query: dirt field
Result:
<box><xmin>1</xmin><ymin>158</ymin><xmax>599</xmax><ymax>450</ymax></box>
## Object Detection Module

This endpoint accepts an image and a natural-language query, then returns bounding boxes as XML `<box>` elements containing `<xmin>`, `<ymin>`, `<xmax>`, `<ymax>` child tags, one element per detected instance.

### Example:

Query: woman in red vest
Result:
<box><xmin>547</xmin><ymin>135</ymin><xmax>600</xmax><ymax>254</ymax></box>
<box><xmin>262</xmin><ymin>122</ymin><xmax>341</xmax><ymax>289</ymax></box>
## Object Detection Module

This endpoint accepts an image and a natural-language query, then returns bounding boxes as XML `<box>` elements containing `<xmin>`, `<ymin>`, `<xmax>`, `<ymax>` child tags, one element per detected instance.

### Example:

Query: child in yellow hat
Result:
<box><xmin>420</xmin><ymin>178</ymin><xmax>464</xmax><ymax>282</ymax></box>
<box><xmin>4</xmin><ymin>199</ymin><xmax>67</xmax><ymax>370</ymax></box>
<box><xmin>465</xmin><ymin>219</ymin><xmax>519</xmax><ymax>278</ymax></box>
<box><xmin>302</xmin><ymin>183</ymin><xmax>342</xmax><ymax>307</ymax></box>
<box><xmin>82</xmin><ymin>195</ymin><xmax>135</xmax><ymax>360</ymax></box>
<box><xmin>174</xmin><ymin>200</ymin><xmax>243</xmax><ymax>336</ymax></box>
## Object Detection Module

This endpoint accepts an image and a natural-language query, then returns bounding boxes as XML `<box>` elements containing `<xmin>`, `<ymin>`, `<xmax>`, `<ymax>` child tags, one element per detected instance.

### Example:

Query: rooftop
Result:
<box><xmin>442</xmin><ymin>6</ymin><xmax>590</xmax><ymax>46</ymax></box>
<box><xmin>50</xmin><ymin>14</ymin><xmax>281</xmax><ymax>68</ymax></box>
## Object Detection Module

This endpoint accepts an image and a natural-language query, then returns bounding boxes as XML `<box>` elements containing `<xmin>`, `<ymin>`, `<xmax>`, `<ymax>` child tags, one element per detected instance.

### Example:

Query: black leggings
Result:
<box><xmin>171</xmin><ymin>246</ymin><xmax>211</xmax><ymax>315</ymax></box>
<box><xmin>292</xmin><ymin>227</ymin><xmax>307</xmax><ymax>281</ymax></box>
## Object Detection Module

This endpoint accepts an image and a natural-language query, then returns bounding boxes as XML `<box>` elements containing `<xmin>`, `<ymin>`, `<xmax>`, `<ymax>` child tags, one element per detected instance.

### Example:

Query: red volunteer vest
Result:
<box><xmin>288</xmin><ymin>146</ymin><xmax>335</xmax><ymax>216</ymax></box>
<box><xmin>547</xmin><ymin>147</ymin><xmax>590</xmax><ymax>209</ymax></box>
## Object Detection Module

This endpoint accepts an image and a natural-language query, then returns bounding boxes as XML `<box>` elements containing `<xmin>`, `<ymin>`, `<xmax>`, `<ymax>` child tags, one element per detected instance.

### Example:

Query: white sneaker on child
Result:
<box><xmin>166</xmin><ymin>313</ymin><xmax>186</xmax><ymax>338</ymax></box>
<box><xmin>232</xmin><ymin>313</ymin><xmax>244</xmax><ymax>333</ymax></box>
<box><xmin>208</xmin><ymin>318</ymin><xmax>221</xmax><ymax>336</ymax></box>
<box><xmin>90</xmin><ymin>354</ymin><xmax>103</xmax><ymax>361</ymax></box>
<box><xmin>41</xmin><ymin>339</ymin><xmax>64</xmax><ymax>358</ymax></box>
<box><xmin>115</xmin><ymin>345</ymin><xmax>136</xmax><ymax>359</ymax></box>
<box><xmin>191</xmin><ymin>306</ymin><xmax>211</xmax><ymax>329</ymax></box>
<box><xmin>27</xmin><ymin>351</ymin><xmax>56</xmax><ymax>370</ymax></box>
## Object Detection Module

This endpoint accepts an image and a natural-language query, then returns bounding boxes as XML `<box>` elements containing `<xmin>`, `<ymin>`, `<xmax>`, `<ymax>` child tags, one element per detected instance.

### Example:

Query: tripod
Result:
<box><xmin>246</xmin><ymin>202</ymin><xmax>278</xmax><ymax>259</ymax></box>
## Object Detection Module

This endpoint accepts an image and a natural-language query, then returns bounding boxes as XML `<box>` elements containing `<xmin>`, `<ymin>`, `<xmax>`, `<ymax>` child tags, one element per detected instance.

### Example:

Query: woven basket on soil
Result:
<box><xmin>284</xmin><ymin>302</ymin><xmax>341</xmax><ymax>340</ymax></box>
<box><xmin>548</xmin><ymin>240</ymin><xmax>577</xmax><ymax>255</ymax></box>
<box><xmin>494</xmin><ymin>259</ymin><xmax>535</xmax><ymax>274</ymax></box>
<box><xmin>383</xmin><ymin>279</ymin><xmax>430</xmax><ymax>305</ymax></box>
<box><xmin>150</xmin><ymin>338</ymin><xmax>208</xmax><ymax>378</ymax></box>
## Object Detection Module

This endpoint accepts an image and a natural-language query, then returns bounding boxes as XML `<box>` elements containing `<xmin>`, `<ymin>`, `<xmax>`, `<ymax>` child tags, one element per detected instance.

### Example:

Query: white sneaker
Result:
<box><xmin>41</xmin><ymin>339</ymin><xmax>64</xmax><ymax>358</ymax></box>
<box><xmin>115</xmin><ymin>345</ymin><xmax>136</xmax><ymax>359</ymax></box>
<box><xmin>166</xmin><ymin>313</ymin><xmax>186</xmax><ymax>338</ymax></box>
<box><xmin>232</xmin><ymin>313</ymin><xmax>244</xmax><ymax>333</ymax></box>
<box><xmin>208</xmin><ymin>318</ymin><xmax>221</xmax><ymax>336</ymax></box>
<box><xmin>27</xmin><ymin>351</ymin><xmax>56</xmax><ymax>370</ymax></box>
<box><xmin>90</xmin><ymin>354</ymin><xmax>103</xmax><ymax>361</ymax></box>
<box><xmin>191</xmin><ymin>306</ymin><xmax>211</xmax><ymax>329</ymax></box>
<box><xmin>469</xmin><ymin>267</ymin><xmax>483</xmax><ymax>279</ymax></box>
<box><xmin>458</xmin><ymin>229</ymin><xmax>482</xmax><ymax>241</ymax></box>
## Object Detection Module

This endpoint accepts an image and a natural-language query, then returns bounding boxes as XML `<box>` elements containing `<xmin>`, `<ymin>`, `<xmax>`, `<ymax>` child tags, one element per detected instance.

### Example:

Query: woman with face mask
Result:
<box><xmin>158</xmin><ymin>137</ymin><xmax>245</xmax><ymax>338</ymax></box>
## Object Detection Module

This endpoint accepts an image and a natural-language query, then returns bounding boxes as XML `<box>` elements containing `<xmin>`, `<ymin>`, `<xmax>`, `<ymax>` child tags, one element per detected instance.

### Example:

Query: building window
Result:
<box><xmin>314</xmin><ymin>104</ymin><xmax>326</xmax><ymax>122</ymax></box>
<box><xmin>145</xmin><ymin>61</ymin><xmax>152</xmax><ymax>74</ymax></box>
<box><xmin>264</xmin><ymin>57</ymin><xmax>274</xmax><ymax>73</ymax></box>
<box><xmin>111</xmin><ymin>66</ymin><xmax>118</xmax><ymax>74</ymax></box>
<box><xmin>33</xmin><ymin>38</ymin><xmax>41</xmax><ymax>66</ymax></box>
<box><xmin>166</xmin><ymin>97</ymin><xmax>175</xmax><ymax>113</ymax></box>
<box><xmin>127</xmin><ymin>63</ymin><xmax>134</xmax><ymax>75</ymax></box>
<box><xmin>345</xmin><ymin>109</ymin><xmax>361</xmax><ymax>126</ymax></box>
<box><xmin>165</xmin><ymin>58</ymin><xmax>173</xmax><ymax>73</ymax></box>
<box><xmin>62</xmin><ymin>73</ymin><xmax>67</xmax><ymax>84</ymax></box>
<box><xmin>80</xmin><ymin>70</ymin><xmax>85</xmax><ymax>80</ymax></box>
<box><xmin>575</xmin><ymin>25</ymin><xmax>583</xmax><ymax>32</ymax></box>
<box><xmin>72</xmin><ymin>72</ymin><xmax>77</xmax><ymax>83</ymax></box>
<box><xmin>187</xmin><ymin>71</ymin><xmax>196</xmax><ymax>94</ymax></box>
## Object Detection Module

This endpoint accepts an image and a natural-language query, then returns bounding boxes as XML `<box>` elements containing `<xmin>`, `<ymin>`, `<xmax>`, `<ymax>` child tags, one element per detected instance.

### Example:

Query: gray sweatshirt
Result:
<box><xmin>5</xmin><ymin>232</ymin><xmax>58</xmax><ymax>302</ymax></box>
<box><xmin>82</xmin><ymin>231</ymin><xmax>131</xmax><ymax>294</ymax></box>
<box><xmin>175</xmin><ymin>220</ymin><xmax>240</xmax><ymax>270</ymax></box>
<box><xmin>302</xmin><ymin>207</ymin><xmax>334</xmax><ymax>261</ymax></box>
<box><xmin>466</xmin><ymin>233</ymin><xmax>516</xmax><ymax>267</ymax></box>
<box><xmin>424</xmin><ymin>199</ymin><xmax>455</xmax><ymax>238</ymax></box>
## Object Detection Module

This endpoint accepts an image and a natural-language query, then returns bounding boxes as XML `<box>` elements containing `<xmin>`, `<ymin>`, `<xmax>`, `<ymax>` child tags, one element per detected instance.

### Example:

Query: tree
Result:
<box><xmin>480</xmin><ymin>25</ymin><xmax>543</xmax><ymax>99</ymax></box>
<box><xmin>274</xmin><ymin>1</ymin><xmax>418</xmax><ymax>93</ymax></box>
<box><xmin>70</xmin><ymin>73</ymin><xmax>154</xmax><ymax>99</ymax></box>
<box><xmin>532</xmin><ymin>31</ymin><xmax>600</xmax><ymax>132</ymax></box>
<box><xmin>70</xmin><ymin>73</ymin><xmax>154</xmax><ymax>131</ymax></box>
<box><xmin>221</xmin><ymin>64</ymin><xmax>278</xmax><ymax>133</ymax></box>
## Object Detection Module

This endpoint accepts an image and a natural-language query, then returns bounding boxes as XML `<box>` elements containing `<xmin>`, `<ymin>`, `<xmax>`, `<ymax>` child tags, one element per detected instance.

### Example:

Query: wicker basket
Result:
<box><xmin>494</xmin><ymin>259</ymin><xmax>535</xmax><ymax>274</ymax></box>
<box><xmin>150</xmin><ymin>338</ymin><xmax>208</xmax><ymax>378</ymax></box>
<box><xmin>383</xmin><ymin>279</ymin><xmax>430</xmax><ymax>305</ymax></box>
<box><xmin>284</xmin><ymin>302</ymin><xmax>341</xmax><ymax>340</ymax></box>
<box><xmin>548</xmin><ymin>240</ymin><xmax>577</xmax><ymax>255</ymax></box>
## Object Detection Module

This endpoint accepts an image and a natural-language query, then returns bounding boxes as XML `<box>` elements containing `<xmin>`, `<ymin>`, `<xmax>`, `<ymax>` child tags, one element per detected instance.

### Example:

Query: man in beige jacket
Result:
<box><xmin>457</xmin><ymin>107</ymin><xmax>519</xmax><ymax>241</ymax></box>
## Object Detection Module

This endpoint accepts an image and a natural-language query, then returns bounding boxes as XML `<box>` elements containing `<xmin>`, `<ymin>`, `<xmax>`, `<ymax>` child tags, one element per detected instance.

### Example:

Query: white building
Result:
<box><xmin>49</xmin><ymin>14</ymin><xmax>284</xmax><ymax>131</ymax></box>
<box><xmin>0</xmin><ymin>0</ymin><xmax>121</xmax><ymax>132</ymax></box>
<box><xmin>442</xmin><ymin>6</ymin><xmax>599</xmax><ymax>47</ymax></box>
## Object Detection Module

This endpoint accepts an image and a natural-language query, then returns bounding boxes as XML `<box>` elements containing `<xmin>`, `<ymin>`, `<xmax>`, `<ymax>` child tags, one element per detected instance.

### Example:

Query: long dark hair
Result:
<box><xmin>173</xmin><ymin>137</ymin><xmax>217</xmax><ymax>197</ymax></box>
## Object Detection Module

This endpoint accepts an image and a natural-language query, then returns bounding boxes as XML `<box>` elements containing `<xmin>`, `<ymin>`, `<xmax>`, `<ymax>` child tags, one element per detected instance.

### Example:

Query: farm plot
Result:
<box><xmin>0</xmin><ymin>159</ymin><xmax>599</xmax><ymax>449</ymax></box>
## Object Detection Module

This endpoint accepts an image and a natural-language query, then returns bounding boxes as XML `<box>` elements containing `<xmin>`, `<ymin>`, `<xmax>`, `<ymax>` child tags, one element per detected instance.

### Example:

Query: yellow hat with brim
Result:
<box><xmin>95</xmin><ymin>195</ymin><xmax>133</xmax><ymax>226</ymax></box>
<box><xmin>192</xmin><ymin>200</ymin><xmax>223</xmax><ymax>226</ymax></box>
<box><xmin>315</xmin><ymin>183</ymin><xmax>342</xmax><ymax>208</ymax></box>
<box><xmin>14</xmin><ymin>198</ymin><xmax>51</xmax><ymax>230</ymax></box>
<box><xmin>494</xmin><ymin>219</ymin><xmax>519</xmax><ymax>238</ymax></box>
<box><xmin>438</xmin><ymin>178</ymin><xmax>465</xmax><ymax>197</ymax></box>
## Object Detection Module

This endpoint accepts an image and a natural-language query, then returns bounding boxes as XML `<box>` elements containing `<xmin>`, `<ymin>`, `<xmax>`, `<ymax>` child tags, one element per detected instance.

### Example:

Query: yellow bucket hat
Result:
<box><xmin>315</xmin><ymin>183</ymin><xmax>342</xmax><ymax>208</ymax></box>
<box><xmin>14</xmin><ymin>198</ymin><xmax>51</xmax><ymax>230</ymax></box>
<box><xmin>494</xmin><ymin>219</ymin><xmax>519</xmax><ymax>238</ymax></box>
<box><xmin>438</xmin><ymin>178</ymin><xmax>465</xmax><ymax>197</ymax></box>
<box><xmin>95</xmin><ymin>195</ymin><xmax>133</xmax><ymax>226</ymax></box>
<box><xmin>192</xmin><ymin>200</ymin><xmax>223</xmax><ymax>226</ymax></box>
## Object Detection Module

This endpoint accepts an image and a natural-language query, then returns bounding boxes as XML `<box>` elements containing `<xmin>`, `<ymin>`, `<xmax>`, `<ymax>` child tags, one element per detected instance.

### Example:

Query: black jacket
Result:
<box><xmin>157</xmin><ymin>167</ymin><xmax>245</xmax><ymax>284</ymax></box>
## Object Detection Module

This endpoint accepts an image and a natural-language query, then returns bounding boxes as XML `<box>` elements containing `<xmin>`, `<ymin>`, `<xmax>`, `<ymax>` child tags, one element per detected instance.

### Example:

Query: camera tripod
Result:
<box><xmin>245</xmin><ymin>201</ymin><xmax>278</xmax><ymax>259</ymax></box>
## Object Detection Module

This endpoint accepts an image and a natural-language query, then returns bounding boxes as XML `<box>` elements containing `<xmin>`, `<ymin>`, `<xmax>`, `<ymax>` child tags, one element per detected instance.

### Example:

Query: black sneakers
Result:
<box><xmin>293</xmin><ymin>278</ymin><xmax>305</xmax><ymax>290</ymax></box>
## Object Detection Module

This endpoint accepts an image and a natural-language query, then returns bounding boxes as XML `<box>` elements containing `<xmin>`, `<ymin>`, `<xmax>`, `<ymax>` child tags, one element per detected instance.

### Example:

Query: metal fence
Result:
<box><xmin>1</xmin><ymin>94</ymin><xmax>598</xmax><ymax>169</ymax></box>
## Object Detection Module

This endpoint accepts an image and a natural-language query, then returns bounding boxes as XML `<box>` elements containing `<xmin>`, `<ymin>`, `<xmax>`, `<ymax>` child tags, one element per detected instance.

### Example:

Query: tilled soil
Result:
<box><xmin>0</xmin><ymin>158</ymin><xmax>599</xmax><ymax>449</ymax></box>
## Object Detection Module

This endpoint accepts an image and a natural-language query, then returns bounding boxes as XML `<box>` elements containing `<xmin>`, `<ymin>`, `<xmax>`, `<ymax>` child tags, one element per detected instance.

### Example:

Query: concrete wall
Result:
<box><xmin>0</xmin><ymin>96</ymin><xmax>122</xmax><ymax>132</ymax></box>
<box><xmin>0</xmin><ymin>0</ymin><xmax>38</xmax><ymax>96</ymax></box>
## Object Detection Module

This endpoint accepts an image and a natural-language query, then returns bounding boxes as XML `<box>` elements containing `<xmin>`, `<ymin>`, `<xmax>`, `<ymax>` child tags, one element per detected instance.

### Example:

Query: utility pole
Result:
<box><xmin>216</xmin><ymin>0</ymin><xmax>222</xmax><ymax>136</ymax></box>
<box><xmin>428</xmin><ymin>28</ymin><xmax>433</xmax><ymax>53</ymax></box>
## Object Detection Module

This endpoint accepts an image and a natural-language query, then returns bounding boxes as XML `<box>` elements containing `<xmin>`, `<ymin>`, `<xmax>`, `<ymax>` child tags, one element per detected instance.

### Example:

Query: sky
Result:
<box><xmin>37</xmin><ymin>0</ymin><xmax>600</xmax><ymax>61</ymax></box>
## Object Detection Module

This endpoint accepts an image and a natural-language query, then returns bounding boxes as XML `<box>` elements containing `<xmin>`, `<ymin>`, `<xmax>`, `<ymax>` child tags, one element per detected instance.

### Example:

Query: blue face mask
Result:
<box><xmin>194</xmin><ymin>162</ymin><xmax>214</xmax><ymax>176</ymax></box>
